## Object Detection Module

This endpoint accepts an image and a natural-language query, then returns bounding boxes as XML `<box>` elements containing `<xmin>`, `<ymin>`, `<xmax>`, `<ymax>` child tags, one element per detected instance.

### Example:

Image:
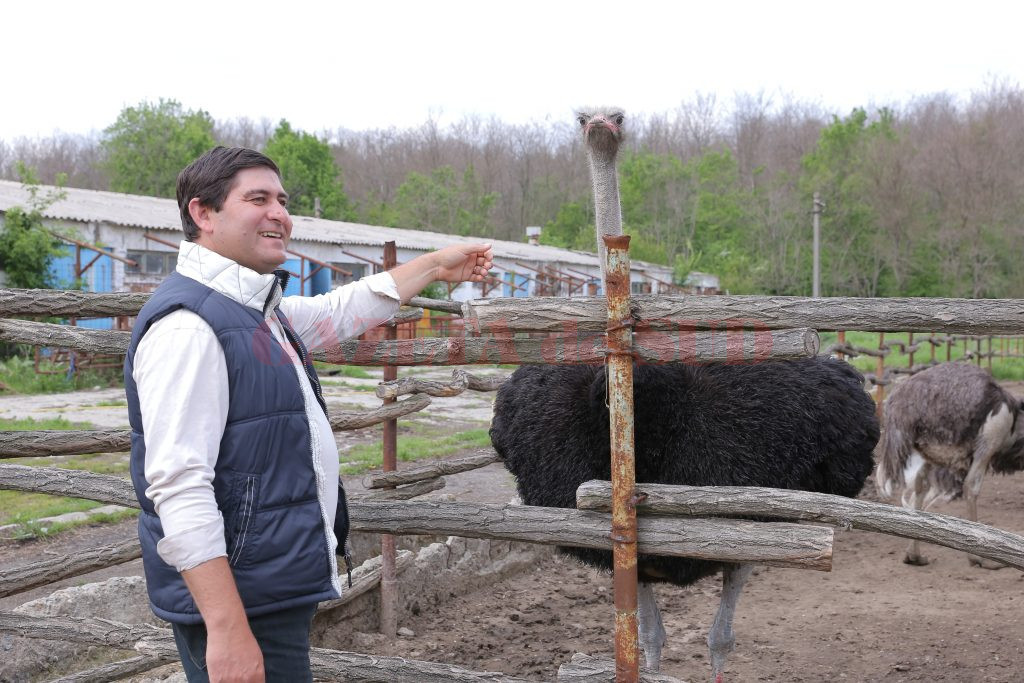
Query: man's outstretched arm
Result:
<box><xmin>388</xmin><ymin>243</ymin><xmax>493</xmax><ymax>303</ymax></box>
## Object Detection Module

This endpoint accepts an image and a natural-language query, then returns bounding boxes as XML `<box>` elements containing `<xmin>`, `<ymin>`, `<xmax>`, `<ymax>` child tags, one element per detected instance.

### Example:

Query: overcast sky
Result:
<box><xmin>5</xmin><ymin>0</ymin><xmax>1022</xmax><ymax>140</ymax></box>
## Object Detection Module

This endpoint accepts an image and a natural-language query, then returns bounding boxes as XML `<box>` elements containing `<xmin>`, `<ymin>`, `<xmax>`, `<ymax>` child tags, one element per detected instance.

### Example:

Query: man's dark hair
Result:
<box><xmin>176</xmin><ymin>146</ymin><xmax>281</xmax><ymax>241</ymax></box>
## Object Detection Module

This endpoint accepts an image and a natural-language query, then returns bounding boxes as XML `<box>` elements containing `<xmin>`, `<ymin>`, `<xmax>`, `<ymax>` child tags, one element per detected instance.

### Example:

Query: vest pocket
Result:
<box><xmin>227</xmin><ymin>474</ymin><xmax>259</xmax><ymax>567</ymax></box>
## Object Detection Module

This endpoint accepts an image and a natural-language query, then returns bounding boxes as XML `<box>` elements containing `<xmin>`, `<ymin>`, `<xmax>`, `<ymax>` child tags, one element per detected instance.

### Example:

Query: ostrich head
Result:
<box><xmin>577</xmin><ymin>109</ymin><xmax>625</xmax><ymax>162</ymax></box>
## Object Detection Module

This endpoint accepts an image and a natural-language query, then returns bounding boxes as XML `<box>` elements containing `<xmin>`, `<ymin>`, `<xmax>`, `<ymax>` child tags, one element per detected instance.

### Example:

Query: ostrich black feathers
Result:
<box><xmin>490</xmin><ymin>357</ymin><xmax>879</xmax><ymax>585</ymax></box>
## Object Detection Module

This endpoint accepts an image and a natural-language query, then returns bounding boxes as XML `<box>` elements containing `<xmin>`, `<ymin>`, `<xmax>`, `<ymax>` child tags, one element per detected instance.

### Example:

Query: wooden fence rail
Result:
<box><xmin>0</xmin><ymin>318</ymin><xmax>821</xmax><ymax>365</ymax></box>
<box><xmin>6</xmin><ymin>465</ymin><xmax>1024</xmax><ymax>572</ymax></box>
<box><xmin>9</xmin><ymin>287</ymin><xmax>1024</xmax><ymax>337</ymax></box>
<box><xmin>0</xmin><ymin>289</ymin><xmax>459</xmax><ymax>318</ymax></box>
<box><xmin>463</xmin><ymin>294</ymin><xmax>1024</xmax><ymax>335</ymax></box>
<box><xmin>0</xmin><ymin>397</ymin><xmax>433</xmax><ymax>459</ymax></box>
<box><xmin>576</xmin><ymin>481</ymin><xmax>1024</xmax><ymax>570</ymax></box>
<box><xmin>0</xmin><ymin>464</ymin><xmax>834</xmax><ymax>570</ymax></box>
<box><xmin>0</xmin><ymin>612</ymin><xmax>538</xmax><ymax>683</ymax></box>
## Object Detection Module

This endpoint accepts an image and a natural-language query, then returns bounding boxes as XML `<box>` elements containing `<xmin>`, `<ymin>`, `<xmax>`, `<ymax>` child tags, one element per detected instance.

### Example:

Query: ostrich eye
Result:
<box><xmin>577</xmin><ymin>115</ymin><xmax>588</xmax><ymax>127</ymax></box>
<box><xmin>614</xmin><ymin>114</ymin><xmax>624</xmax><ymax>126</ymax></box>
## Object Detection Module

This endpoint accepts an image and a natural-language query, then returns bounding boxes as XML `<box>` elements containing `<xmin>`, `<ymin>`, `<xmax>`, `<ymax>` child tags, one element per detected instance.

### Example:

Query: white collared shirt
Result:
<box><xmin>134</xmin><ymin>241</ymin><xmax>400</xmax><ymax>572</ymax></box>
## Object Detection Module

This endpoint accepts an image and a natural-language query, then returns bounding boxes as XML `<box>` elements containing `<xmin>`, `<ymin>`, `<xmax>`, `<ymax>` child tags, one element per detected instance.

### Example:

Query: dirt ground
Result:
<box><xmin>4</xmin><ymin>373</ymin><xmax>1024</xmax><ymax>682</ymax></box>
<box><xmin>330</xmin><ymin>472</ymin><xmax>1024</xmax><ymax>683</ymax></box>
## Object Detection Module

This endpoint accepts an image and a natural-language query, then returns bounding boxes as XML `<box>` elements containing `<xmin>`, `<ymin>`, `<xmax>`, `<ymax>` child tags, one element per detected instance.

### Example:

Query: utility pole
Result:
<box><xmin>812</xmin><ymin>192</ymin><xmax>824</xmax><ymax>297</ymax></box>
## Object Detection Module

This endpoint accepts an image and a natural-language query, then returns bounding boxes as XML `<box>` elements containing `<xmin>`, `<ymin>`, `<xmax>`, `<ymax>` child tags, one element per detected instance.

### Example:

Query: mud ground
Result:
<box><xmin>3</xmin><ymin>371</ymin><xmax>1024</xmax><ymax>682</ymax></box>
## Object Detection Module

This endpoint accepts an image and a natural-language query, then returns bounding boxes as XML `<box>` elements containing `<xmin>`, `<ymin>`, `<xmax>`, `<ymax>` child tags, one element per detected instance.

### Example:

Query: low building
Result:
<box><xmin>0</xmin><ymin>180</ymin><xmax>679</xmax><ymax>329</ymax></box>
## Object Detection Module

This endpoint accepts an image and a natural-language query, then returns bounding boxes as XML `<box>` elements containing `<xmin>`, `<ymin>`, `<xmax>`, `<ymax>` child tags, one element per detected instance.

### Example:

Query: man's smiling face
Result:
<box><xmin>191</xmin><ymin>166</ymin><xmax>293</xmax><ymax>274</ymax></box>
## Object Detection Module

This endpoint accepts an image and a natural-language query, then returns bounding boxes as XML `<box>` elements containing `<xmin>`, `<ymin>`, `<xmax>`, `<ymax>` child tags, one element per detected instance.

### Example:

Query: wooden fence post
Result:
<box><xmin>875</xmin><ymin>332</ymin><xmax>886</xmax><ymax>419</ymax></box>
<box><xmin>380</xmin><ymin>241</ymin><xmax>399</xmax><ymax>639</ymax></box>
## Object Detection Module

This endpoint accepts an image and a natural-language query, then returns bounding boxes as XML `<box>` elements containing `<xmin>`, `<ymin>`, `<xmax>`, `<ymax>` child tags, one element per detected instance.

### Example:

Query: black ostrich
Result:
<box><xmin>488</xmin><ymin>109</ymin><xmax>880</xmax><ymax>681</ymax></box>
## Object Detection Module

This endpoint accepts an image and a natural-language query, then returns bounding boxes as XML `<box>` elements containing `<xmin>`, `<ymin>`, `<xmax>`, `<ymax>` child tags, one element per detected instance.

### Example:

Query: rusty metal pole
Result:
<box><xmin>380</xmin><ymin>241</ymin><xmax>399</xmax><ymax>638</ymax></box>
<box><xmin>907</xmin><ymin>332</ymin><xmax>914</xmax><ymax>369</ymax></box>
<box><xmin>603</xmin><ymin>235</ymin><xmax>638</xmax><ymax>683</ymax></box>
<box><xmin>836</xmin><ymin>330</ymin><xmax>846</xmax><ymax>361</ymax></box>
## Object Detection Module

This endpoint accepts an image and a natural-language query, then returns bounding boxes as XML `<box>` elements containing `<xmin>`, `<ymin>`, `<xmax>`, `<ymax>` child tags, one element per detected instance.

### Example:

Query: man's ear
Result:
<box><xmin>188</xmin><ymin>198</ymin><xmax>215</xmax><ymax>237</ymax></box>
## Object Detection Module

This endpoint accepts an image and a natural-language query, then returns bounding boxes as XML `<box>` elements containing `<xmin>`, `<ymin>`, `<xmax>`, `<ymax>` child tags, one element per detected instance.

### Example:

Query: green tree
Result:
<box><xmin>389</xmin><ymin>165</ymin><xmax>497</xmax><ymax>235</ymax></box>
<box><xmin>618</xmin><ymin>151</ymin><xmax>691</xmax><ymax>266</ymax></box>
<box><xmin>263</xmin><ymin>120</ymin><xmax>353</xmax><ymax>220</ymax></box>
<box><xmin>614</xmin><ymin>149</ymin><xmax>756</xmax><ymax>288</ymax></box>
<box><xmin>540</xmin><ymin>201</ymin><xmax>593</xmax><ymax>250</ymax></box>
<box><xmin>101</xmin><ymin>99</ymin><xmax>215</xmax><ymax>198</ymax></box>
<box><xmin>799</xmin><ymin>108</ymin><xmax>902</xmax><ymax>297</ymax></box>
<box><xmin>0</xmin><ymin>164</ymin><xmax>67</xmax><ymax>289</ymax></box>
<box><xmin>683</xmin><ymin>150</ymin><xmax>757</xmax><ymax>292</ymax></box>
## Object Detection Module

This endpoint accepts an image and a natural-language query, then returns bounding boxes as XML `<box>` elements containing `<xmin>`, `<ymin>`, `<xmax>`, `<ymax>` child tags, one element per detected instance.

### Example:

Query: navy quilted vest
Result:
<box><xmin>126</xmin><ymin>271</ymin><xmax>347</xmax><ymax>624</ymax></box>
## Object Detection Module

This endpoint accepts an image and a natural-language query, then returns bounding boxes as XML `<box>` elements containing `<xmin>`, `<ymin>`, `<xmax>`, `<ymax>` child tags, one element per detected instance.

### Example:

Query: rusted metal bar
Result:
<box><xmin>341</xmin><ymin>249</ymin><xmax>384</xmax><ymax>268</ymax></box>
<box><xmin>48</xmin><ymin>230</ymin><xmax>138</xmax><ymax>267</ymax></box>
<box><xmin>380</xmin><ymin>241</ymin><xmax>399</xmax><ymax>639</ymax></box>
<box><xmin>603</xmin><ymin>235</ymin><xmax>638</xmax><ymax>683</ymax></box>
<box><xmin>907</xmin><ymin>332</ymin><xmax>914</xmax><ymax>369</ymax></box>
<box><xmin>836</xmin><ymin>330</ymin><xmax>846</xmax><ymax>361</ymax></box>
<box><xmin>286</xmin><ymin>247</ymin><xmax>353</xmax><ymax>277</ymax></box>
<box><xmin>143</xmin><ymin>232</ymin><xmax>180</xmax><ymax>250</ymax></box>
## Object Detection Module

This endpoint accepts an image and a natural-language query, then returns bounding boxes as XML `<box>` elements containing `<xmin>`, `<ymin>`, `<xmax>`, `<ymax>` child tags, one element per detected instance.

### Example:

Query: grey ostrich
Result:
<box><xmin>490</xmin><ymin>109</ymin><xmax>878</xmax><ymax>681</ymax></box>
<box><xmin>876</xmin><ymin>361</ymin><xmax>1024</xmax><ymax>568</ymax></box>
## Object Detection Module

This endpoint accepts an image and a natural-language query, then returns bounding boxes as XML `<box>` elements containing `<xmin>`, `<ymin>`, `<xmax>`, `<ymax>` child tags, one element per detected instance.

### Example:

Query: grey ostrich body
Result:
<box><xmin>876</xmin><ymin>361</ymin><xmax>1024</xmax><ymax>568</ymax></box>
<box><xmin>490</xmin><ymin>109</ymin><xmax>879</xmax><ymax>681</ymax></box>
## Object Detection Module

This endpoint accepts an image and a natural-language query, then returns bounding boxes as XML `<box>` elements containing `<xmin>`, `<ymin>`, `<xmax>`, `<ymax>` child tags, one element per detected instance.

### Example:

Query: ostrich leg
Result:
<box><xmin>964</xmin><ymin>434</ymin><xmax>1008</xmax><ymax>569</ymax></box>
<box><xmin>902</xmin><ymin>460</ymin><xmax>932</xmax><ymax>565</ymax></box>
<box><xmin>637</xmin><ymin>581</ymin><xmax>666</xmax><ymax>670</ymax></box>
<box><xmin>707</xmin><ymin>563</ymin><xmax>753</xmax><ymax>683</ymax></box>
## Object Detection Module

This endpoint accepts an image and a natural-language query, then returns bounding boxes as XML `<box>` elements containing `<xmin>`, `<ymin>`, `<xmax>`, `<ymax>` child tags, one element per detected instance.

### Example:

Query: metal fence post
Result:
<box><xmin>603</xmin><ymin>235</ymin><xmax>639</xmax><ymax>683</ymax></box>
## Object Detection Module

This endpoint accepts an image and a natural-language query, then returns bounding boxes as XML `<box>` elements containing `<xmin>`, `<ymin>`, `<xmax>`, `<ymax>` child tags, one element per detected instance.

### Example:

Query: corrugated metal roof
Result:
<box><xmin>0</xmin><ymin>179</ymin><xmax>672</xmax><ymax>272</ymax></box>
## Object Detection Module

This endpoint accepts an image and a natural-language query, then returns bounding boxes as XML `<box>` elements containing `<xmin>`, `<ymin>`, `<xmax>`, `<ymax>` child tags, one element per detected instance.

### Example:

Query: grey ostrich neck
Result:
<box><xmin>586</xmin><ymin>147</ymin><xmax>622</xmax><ymax>291</ymax></box>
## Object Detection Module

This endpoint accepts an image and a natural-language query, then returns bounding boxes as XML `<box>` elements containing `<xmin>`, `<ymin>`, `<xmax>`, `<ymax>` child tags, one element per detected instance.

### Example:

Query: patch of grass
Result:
<box><xmin>0</xmin><ymin>355</ymin><xmax>123</xmax><ymax>395</ymax></box>
<box><xmin>0</xmin><ymin>416</ymin><xmax>93</xmax><ymax>430</ymax></box>
<box><xmin>93</xmin><ymin>398</ymin><xmax>127</xmax><ymax>407</ymax></box>
<box><xmin>820</xmin><ymin>331</ymin><xmax>1024</xmax><ymax>381</ymax></box>
<box><xmin>7</xmin><ymin>517</ymin><xmax>73</xmax><ymax>540</ymax></box>
<box><xmin>326</xmin><ymin>380</ymin><xmax>377</xmax><ymax>392</ymax></box>
<box><xmin>0</xmin><ymin>492</ymin><xmax>102</xmax><ymax>526</ymax></box>
<box><xmin>314</xmin><ymin>363</ymin><xmax>375</xmax><ymax>379</ymax></box>
<box><xmin>0</xmin><ymin>415</ymin><xmax>130</xmax><ymax>525</ymax></box>
<box><xmin>340</xmin><ymin>427</ymin><xmax>493</xmax><ymax>475</ymax></box>
<box><xmin>5</xmin><ymin>507</ymin><xmax>138</xmax><ymax>540</ymax></box>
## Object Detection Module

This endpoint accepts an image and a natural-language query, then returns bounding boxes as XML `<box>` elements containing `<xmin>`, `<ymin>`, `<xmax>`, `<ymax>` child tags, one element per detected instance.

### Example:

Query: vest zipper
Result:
<box><xmin>278</xmin><ymin>315</ymin><xmax>345</xmax><ymax>595</ymax></box>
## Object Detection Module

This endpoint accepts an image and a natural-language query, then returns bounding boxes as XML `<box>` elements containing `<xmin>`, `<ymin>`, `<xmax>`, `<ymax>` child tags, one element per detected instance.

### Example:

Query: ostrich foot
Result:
<box><xmin>968</xmin><ymin>554</ymin><xmax>1007</xmax><ymax>570</ymax></box>
<box><xmin>903</xmin><ymin>552</ymin><xmax>930</xmax><ymax>566</ymax></box>
<box><xmin>637</xmin><ymin>582</ymin><xmax>666</xmax><ymax>671</ymax></box>
<box><xmin>707</xmin><ymin>564</ymin><xmax>753</xmax><ymax>683</ymax></box>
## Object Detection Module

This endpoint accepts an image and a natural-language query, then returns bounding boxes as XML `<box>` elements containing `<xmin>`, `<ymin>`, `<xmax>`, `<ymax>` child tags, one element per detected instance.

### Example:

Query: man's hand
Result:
<box><xmin>182</xmin><ymin>557</ymin><xmax>265</xmax><ymax>682</ymax></box>
<box><xmin>390</xmin><ymin>243</ymin><xmax>494</xmax><ymax>302</ymax></box>
<box><xmin>432</xmin><ymin>243</ymin><xmax>493</xmax><ymax>283</ymax></box>
<box><xmin>205</xmin><ymin>616</ymin><xmax>265</xmax><ymax>682</ymax></box>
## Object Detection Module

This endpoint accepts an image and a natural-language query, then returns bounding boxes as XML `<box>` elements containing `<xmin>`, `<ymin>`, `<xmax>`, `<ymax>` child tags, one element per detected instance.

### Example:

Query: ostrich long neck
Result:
<box><xmin>587</xmin><ymin>151</ymin><xmax>622</xmax><ymax>291</ymax></box>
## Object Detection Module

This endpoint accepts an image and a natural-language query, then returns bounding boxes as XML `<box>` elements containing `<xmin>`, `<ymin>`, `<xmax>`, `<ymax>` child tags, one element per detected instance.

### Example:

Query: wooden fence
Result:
<box><xmin>4</xmin><ymin>287</ymin><xmax>1024</xmax><ymax>681</ymax></box>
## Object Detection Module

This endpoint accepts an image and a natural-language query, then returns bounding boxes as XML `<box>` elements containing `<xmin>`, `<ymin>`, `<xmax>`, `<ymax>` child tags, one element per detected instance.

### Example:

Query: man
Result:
<box><xmin>125</xmin><ymin>146</ymin><xmax>493</xmax><ymax>682</ymax></box>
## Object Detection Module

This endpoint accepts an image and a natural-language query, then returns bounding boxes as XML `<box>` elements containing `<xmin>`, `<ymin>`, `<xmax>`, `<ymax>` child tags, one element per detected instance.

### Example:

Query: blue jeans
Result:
<box><xmin>170</xmin><ymin>603</ymin><xmax>317</xmax><ymax>682</ymax></box>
